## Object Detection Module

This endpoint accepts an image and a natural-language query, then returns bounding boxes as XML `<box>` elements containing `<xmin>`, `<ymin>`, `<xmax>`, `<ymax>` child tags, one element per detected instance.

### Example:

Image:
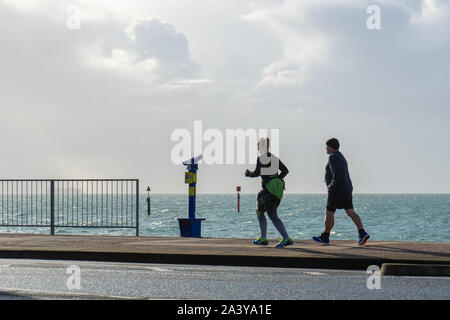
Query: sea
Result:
<box><xmin>1</xmin><ymin>193</ymin><xmax>448</xmax><ymax>242</ymax></box>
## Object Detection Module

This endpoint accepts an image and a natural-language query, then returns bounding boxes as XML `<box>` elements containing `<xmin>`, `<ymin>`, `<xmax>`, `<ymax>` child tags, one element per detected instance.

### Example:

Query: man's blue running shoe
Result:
<box><xmin>274</xmin><ymin>238</ymin><xmax>293</xmax><ymax>248</ymax></box>
<box><xmin>312</xmin><ymin>234</ymin><xmax>330</xmax><ymax>245</ymax></box>
<box><xmin>253</xmin><ymin>237</ymin><xmax>269</xmax><ymax>246</ymax></box>
<box><xmin>358</xmin><ymin>232</ymin><xmax>370</xmax><ymax>245</ymax></box>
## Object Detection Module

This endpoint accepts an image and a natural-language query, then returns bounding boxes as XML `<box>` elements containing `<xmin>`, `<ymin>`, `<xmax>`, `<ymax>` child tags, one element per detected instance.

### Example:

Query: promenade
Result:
<box><xmin>0</xmin><ymin>234</ymin><xmax>449</xmax><ymax>272</ymax></box>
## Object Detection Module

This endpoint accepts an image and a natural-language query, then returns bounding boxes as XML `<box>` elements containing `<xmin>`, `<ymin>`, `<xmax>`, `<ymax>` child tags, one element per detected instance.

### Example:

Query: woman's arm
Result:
<box><xmin>245</xmin><ymin>158</ymin><xmax>261</xmax><ymax>177</ymax></box>
<box><xmin>278</xmin><ymin>159</ymin><xmax>289</xmax><ymax>179</ymax></box>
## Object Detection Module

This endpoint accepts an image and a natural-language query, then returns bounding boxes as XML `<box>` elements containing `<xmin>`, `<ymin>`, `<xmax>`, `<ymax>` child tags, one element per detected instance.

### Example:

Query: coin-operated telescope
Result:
<box><xmin>177</xmin><ymin>155</ymin><xmax>205</xmax><ymax>237</ymax></box>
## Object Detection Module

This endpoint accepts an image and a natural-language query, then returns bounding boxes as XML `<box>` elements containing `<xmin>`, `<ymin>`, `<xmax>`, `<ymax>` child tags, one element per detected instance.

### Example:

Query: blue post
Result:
<box><xmin>178</xmin><ymin>155</ymin><xmax>205</xmax><ymax>237</ymax></box>
<box><xmin>188</xmin><ymin>167</ymin><xmax>196</xmax><ymax>220</ymax></box>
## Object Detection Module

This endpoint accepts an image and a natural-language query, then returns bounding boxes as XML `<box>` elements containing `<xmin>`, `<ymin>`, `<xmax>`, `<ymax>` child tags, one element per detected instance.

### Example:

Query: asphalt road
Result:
<box><xmin>0</xmin><ymin>259</ymin><xmax>448</xmax><ymax>300</ymax></box>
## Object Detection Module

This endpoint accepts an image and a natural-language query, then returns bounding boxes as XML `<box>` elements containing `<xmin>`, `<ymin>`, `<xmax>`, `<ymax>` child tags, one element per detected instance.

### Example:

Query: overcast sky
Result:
<box><xmin>1</xmin><ymin>0</ymin><xmax>449</xmax><ymax>194</ymax></box>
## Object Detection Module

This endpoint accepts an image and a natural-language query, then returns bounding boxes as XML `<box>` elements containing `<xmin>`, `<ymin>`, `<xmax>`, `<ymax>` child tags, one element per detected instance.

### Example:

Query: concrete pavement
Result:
<box><xmin>0</xmin><ymin>234</ymin><xmax>449</xmax><ymax>271</ymax></box>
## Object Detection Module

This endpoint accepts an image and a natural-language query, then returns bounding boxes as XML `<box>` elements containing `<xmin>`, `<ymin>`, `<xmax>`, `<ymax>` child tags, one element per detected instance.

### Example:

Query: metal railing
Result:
<box><xmin>0</xmin><ymin>179</ymin><xmax>139</xmax><ymax>236</ymax></box>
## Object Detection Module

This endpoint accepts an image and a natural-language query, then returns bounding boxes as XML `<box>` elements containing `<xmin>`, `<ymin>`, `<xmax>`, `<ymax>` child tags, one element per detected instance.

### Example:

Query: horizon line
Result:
<box><xmin>143</xmin><ymin>192</ymin><xmax>450</xmax><ymax>195</ymax></box>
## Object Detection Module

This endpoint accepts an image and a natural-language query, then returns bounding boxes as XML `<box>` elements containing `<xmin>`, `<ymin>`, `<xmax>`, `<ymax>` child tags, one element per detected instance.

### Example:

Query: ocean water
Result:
<box><xmin>1</xmin><ymin>194</ymin><xmax>448</xmax><ymax>242</ymax></box>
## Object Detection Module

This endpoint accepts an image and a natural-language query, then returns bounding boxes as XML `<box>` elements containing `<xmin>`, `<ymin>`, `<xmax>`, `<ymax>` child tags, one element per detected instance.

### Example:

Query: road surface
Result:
<box><xmin>0</xmin><ymin>259</ymin><xmax>448</xmax><ymax>300</ymax></box>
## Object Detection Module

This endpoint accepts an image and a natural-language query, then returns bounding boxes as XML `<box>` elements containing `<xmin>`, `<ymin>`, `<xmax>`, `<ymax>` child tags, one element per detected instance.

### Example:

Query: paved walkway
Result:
<box><xmin>0</xmin><ymin>234</ymin><xmax>449</xmax><ymax>270</ymax></box>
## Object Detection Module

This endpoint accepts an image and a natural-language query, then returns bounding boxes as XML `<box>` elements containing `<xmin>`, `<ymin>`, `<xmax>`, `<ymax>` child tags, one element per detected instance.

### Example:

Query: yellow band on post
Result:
<box><xmin>189</xmin><ymin>186</ymin><xmax>195</xmax><ymax>196</ymax></box>
<box><xmin>185</xmin><ymin>172</ymin><xmax>197</xmax><ymax>184</ymax></box>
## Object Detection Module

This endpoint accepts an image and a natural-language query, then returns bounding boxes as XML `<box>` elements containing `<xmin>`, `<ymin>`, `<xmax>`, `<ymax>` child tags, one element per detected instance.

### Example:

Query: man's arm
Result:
<box><xmin>328</xmin><ymin>154</ymin><xmax>342</xmax><ymax>191</ymax></box>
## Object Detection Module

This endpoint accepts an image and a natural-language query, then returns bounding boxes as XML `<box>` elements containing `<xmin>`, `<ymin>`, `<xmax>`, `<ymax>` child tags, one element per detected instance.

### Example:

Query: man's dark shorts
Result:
<box><xmin>326</xmin><ymin>190</ymin><xmax>353</xmax><ymax>212</ymax></box>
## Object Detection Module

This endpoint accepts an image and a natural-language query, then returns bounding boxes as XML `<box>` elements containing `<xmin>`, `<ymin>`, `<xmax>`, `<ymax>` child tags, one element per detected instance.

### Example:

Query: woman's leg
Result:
<box><xmin>257</xmin><ymin>210</ymin><xmax>268</xmax><ymax>239</ymax></box>
<box><xmin>256</xmin><ymin>190</ymin><xmax>268</xmax><ymax>239</ymax></box>
<box><xmin>266</xmin><ymin>205</ymin><xmax>289</xmax><ymax>239</ymax></box>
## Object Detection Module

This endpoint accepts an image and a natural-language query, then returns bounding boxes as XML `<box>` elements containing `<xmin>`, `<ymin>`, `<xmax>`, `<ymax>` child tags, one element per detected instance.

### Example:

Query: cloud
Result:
<box><xmin>257</xmin><ymin>35</ymin><xmax>329</xmax><ymax>88</ymax></box>
<box><xmin>242</xmin><ymin>2</ymin><xmax>331</xmax><ymax>88</ymax></box>
<box><xmin>242</xmin><ymin>0</ymin><xmax>449</xmax><ymax>111</ymax></box>
<box><xmin>0</xmin><ymin>1</ymin><xmax>449</xmax><ymax>192</ymax></box>
<box><xmin>86</xmin><ymin>48</ymin><xmax>159</xmax><ymax>80</ymax></box>
<box><xmin>83</xmin><ymin>17</ymin><xmax>201</xmax><ymax>82</ymax></box>
<box><xmin>409</xmin><ymin>0</ymin><xmax>450</xmax><ymax>45</ymax></box>
<box><xmin>243</xmin><ymin>0</ymin><xmax>450</xmax><ymax>95</ymax></box>
<box><xmin>0</xmin><ymin>2</ymin><xmax>206</xmax><ymax>83</ymax></box>
<box><xmin>412</xmin><ymin>0</ymin><xmax>450</xmax><ymax>23</ymax></box>
<box><xmin>132</xmin><ymin>18</ymin><xmax>190</xmax><ymax>64</ymax></box>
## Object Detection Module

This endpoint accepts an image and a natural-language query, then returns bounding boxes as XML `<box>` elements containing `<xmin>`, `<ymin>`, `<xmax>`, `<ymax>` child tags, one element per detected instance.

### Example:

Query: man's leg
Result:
<box><xmin>313</xmin><ymin>210</ymin><xmax>334</xmax><ymax>243</ymax></box>
<box><xmin>313</xmin><ymin>191</ymin><xmax>337</xmax><ymax>243</ymax></box>
<box><xmin>344</xmin><ymin>209</ymin><xmax>363</xmax><ymax>231</ymax></box>
<box><xmin>324</xmin><ymin>210</ymin><xmax>335</xmax><ymax>234</ymax></box>
<box><xmin>324</xmin><ymin>191</ymin><xmax>338</xmax><ymax>234</ymax></box>
<box><xmin>345</xmin><ymin>208</ymin><xmax>370</xmax><ymax>244</ymax></box>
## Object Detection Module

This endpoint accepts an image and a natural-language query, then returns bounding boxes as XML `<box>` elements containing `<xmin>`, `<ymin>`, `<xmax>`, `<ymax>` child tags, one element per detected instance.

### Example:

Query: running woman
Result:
<box><xmin>313</xmin><ymin>138</ymin><xmax>370</xmax><ymax>245</ymax></box>
<box><xmin>245</xmin><ymin>137</ymin><xmax>293</xmax><ymax>248</ymax></box>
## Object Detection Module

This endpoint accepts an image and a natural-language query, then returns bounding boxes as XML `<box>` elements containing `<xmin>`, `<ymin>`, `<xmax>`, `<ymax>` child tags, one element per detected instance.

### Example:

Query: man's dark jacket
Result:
<box><xmin>325</xmin><ymin>151</ymin><xmax>353</xmax><ymax>193</ymax></box>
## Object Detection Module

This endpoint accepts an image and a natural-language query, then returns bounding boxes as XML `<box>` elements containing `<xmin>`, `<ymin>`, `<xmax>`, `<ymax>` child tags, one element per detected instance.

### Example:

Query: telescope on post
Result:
<box><xmin>182</xmin><ymin>154</ymin><xmax>203</xmax><ymax>167</ymax></box>
<box><xmin>177</xmin><ymin>155</ymin><xmax>205</xmax><ymax>237</ymax></box>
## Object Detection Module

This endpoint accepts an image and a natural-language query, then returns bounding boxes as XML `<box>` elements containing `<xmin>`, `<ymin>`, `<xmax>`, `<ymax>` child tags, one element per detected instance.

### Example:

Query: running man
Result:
<box><xmin>313</xmin><ymin>138</ymin><xmax>370</xmax><ymax>245</ymax></box>
<box><xmin>245</xmin><ymin>137</ymin><xmax>293</xmax><ymax>248</ymax></box>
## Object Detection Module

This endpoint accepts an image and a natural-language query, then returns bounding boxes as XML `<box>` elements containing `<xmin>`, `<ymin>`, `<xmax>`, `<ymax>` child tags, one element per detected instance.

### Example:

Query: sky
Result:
<box><xmin>0</xmin><ymin>0</ymin><xmax>449</xmax><ymax>194</ymax></box>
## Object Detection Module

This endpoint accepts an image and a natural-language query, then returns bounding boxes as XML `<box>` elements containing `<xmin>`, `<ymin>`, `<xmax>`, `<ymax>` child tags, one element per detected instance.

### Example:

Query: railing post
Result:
<box><xmin>136</xmin><ymin>180</ymin><xmax>139</xmax><ymax>237</ymax></box>
<box><xmin>50</xmin><ymin>180</ymin><xmax>55</xmax><ymax>235</ymax></box>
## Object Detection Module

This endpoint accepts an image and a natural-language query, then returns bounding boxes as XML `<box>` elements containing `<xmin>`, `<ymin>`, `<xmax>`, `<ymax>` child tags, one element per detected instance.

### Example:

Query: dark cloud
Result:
<box><xmin>133</xmin><ymin>18</ymin><xmax>190</xmax><ymax>64</ymax></box>
<box><xmin>96</xmin><ymin>17</ymin><xmax>199</xmax><ymax>79</ymax></box>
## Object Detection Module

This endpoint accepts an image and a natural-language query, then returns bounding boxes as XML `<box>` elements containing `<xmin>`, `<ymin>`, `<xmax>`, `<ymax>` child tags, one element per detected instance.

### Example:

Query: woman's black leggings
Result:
<box><xmin>257</xmin><ymin>205</ymin><xmax>289</xmax><ymax>240</ymax></box>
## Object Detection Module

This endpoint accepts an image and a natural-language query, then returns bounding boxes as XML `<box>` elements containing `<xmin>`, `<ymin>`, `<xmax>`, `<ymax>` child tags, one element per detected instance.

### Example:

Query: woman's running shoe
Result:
<box><xmin>274</xmin><ymin>238</ymin><xmax>293</xmax><ymax>248</ymax></box>
<box><xmin>253</xmin><ymin>237</ymin><xmax>269</xmax><ymax>246</ymax></box>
